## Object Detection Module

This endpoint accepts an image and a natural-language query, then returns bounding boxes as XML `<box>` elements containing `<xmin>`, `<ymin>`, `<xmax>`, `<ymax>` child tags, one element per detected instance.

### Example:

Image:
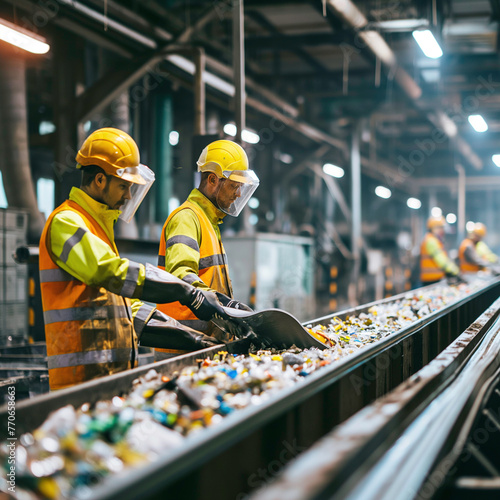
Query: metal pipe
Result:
<box><xmin>455</xmin><ymin>163</ymin><xmax>466</xmax><ymax>245</ymax></box>
<box><xmin>351</xmin><ymin>121</ymin><xmax>362</xmax><ymax>303</ymax></box>
<box><xmin>0</xmin><ymin>55</ymin><xmax>45</xmax><ymax>241</ymax></box>
<box><xmin>233</xmin><ymin>0</ymin><xmax>245</xmax><ymax>143</ymax></box>
<box><xmin>326</xmin><ymin>0</ymin><xmax>483</xmax><ymax>171</ymax></box>
<box><xmin>194</xmin><ymin>49</ymin><xmax>206</xmax><ymax>136</ymax></box>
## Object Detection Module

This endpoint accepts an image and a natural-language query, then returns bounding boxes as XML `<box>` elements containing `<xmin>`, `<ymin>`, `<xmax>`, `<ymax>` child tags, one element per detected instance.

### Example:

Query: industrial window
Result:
<box><xmin>37</xmin><ymin>178</ymin><xmax>55</xmax><ymax>220</ymax></box>
<box><xmin>0</xmin><ymin>171</ymin><xmax>7</xmax><ymax>208</ymax></box>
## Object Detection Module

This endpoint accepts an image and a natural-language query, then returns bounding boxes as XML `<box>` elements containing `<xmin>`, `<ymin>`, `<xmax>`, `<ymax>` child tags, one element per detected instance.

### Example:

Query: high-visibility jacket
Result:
<box><xmin>420</xmin><ymin>232</ymin><xmax>458</xmax><ymax>283</ymax></box>
<box><xmin>476</xmin><ymin>241</ymin><xmax>498</xmax><ymax>264</ymax></box>
<box><xmin>157</xmin><ymin>189</ymin><xmax>232</xmax><ymax>343</ymax></box>
<box><xmin>39</xmin><ymin>187</ymin><xmax>153</xmax><ymax>390</ymax></box>
<box><xmin>459</xmin><ymin>238</ymin><xmax>484</xmax><ymax>273</ymax></box>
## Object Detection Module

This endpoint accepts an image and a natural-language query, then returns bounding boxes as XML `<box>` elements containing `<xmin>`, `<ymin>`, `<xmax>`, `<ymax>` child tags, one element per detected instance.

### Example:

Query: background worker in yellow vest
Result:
<box><xmin>459</xmin><ymin>222</ymin><xmax>499</xmax><ymax>274</ymax></box>
<box><xmin>473</xmin><ymin>223</ymin><xmax>499</xmax><ymax>265</ymax></box>
<box><xmin>39</xmin><ymin>128</ymin><xmax>231</xmax><ymax>390</ymax></box>
<box><xmin>420</xmin><ymin>216</ymin><xmax>460</xmax><ymax>285</ymax></box>
<box><xmin>157</xmin><ymin>140</ymin><xmax>259</xmax><ymax>359</ymax></box>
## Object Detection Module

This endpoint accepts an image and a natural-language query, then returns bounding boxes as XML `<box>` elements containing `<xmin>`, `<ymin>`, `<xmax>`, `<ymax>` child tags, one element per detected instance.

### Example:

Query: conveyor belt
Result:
<box><xmin>249</xmin><ymin>297</ymin><xmax>500</xmax><ymax>500</ymax></box>
<box><xmin>1</xmin><ymin>279</ymin><xmax>500</xmax><ymax>500</ymax></box>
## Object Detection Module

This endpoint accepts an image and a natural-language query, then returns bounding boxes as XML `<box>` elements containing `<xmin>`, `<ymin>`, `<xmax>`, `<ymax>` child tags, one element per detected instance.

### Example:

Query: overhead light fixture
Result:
<box><xmin>279</xmin><ymin>153</ymin><xmax>293</xmax><ymax>164</ymax></box>
<box><xmin>374</xmin><ymin>19</ymin><xmax>429</xmax><ymax>32</ymax></box>
<box><xmin>466</xmin><ymin>221</ymin><xmax>475</xmax><ymax>232</ymax></box>
<box><xmin>446</xmin><ymin>213</ymin><xmax>457</xmax><ymax>224</ymax></box>
<box><xmin>412</xmin><ymin>29</ymin><xmax>443</xmax><ymax>59</ymax></box>
<box><xmin>375</xmin><ymin>186</ymin><xmax>391</xmax><ymax>199</ymax></box>
<box><xmin>248</xmin><ymin>197</ymin><xmax>260</xmax><ymax>209</ymax></box>
<box><xmin>492</xmin><ymin>154</ymin><xmax>500</xmax><ymax>167</ymax></box>
<box><xmin>407</xmin><ymin>197</ymin><xmax>421</xmax><ymax>209</ymax></box>
<box><xmin>468</xmin><ymin>114</ymin><xmax>488</xmax><ymax>133</ymax></box>
<box><xmin>223</xmin><ymin>123</ymin><xmax>260</xmax><ymax>144</ymax></box>
<box><xmin>322</xmin><ymin>163</ymin><xmax>345</xmax><ymax>179</ymax></box>
<box><xmin>169</xmin><ymin>130</ymin><xmax>179</xmax><ymax>146</ymax></box>
<box><xmin>0</xmin><ymin>18</ymin><xmax>50</xmax><ymax>54</ymax></box>
<box><xmin>431</xmin><ymin>206</ymin><xmax>442</xmax><ymax>217</ymax></box>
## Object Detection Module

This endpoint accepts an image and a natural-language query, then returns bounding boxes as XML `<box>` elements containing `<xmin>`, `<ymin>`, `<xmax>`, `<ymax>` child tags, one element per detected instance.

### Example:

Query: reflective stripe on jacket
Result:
<box><xmin>39</xmin><ymin>187</ymin><xmax>144</xmax><ymax>390</ymax></box>
<box><xmin>459</xmin><ymin>238</ymin><xmax>483</xmax><ymax>273</ymax></box>
<box><xmin>157</xmin><ymin>189</ymin><xmax>232</xmax><ymax>350</ymax></box>
<box><xmin>420</xmin><ymin>232</ymin><xmax>458</xmax><ymax>283</ymax></box>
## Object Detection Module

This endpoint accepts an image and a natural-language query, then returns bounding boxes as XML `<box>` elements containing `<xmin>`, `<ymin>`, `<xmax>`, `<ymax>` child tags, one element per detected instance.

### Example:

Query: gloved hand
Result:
<box><xmin>489</xmin><ymin>266</ymin><xmax>500</xmax><ymax>276</ymax></box>
<box><xmin>180</xmin><ymin>288</ymin><xmax>230</xmax><ymax>322</ymax></box>
<box><xmin>139</xmin><ymin>310</ymin><xmax>221</xmax><ymax>350</ymax></box>
<box><xmin>140</xmin><ymin>264</ymin><xmax>229</xmax><ymax>322</ymax></box>
<box><xmin>446</xmin><ymin>273</ymin><xmax>466</xmax><ymax>286</ymax></box>
<box><xmin>215</xmin><ymin>292</ymin><xmax>253</xmax><ymax>312</ymax></box>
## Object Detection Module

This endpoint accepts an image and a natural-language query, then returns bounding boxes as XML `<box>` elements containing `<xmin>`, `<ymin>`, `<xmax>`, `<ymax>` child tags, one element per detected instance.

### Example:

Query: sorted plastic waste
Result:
<box><xmin>0</xmin><ymin>281</ymin><xmax>484</xmax><ymax>498</ymax></box>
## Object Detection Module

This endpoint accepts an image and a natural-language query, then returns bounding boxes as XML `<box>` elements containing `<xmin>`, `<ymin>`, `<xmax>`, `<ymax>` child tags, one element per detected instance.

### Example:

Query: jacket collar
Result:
<box><xmin>188</xmin><ymin>188</ymin><xmax>226</xmax><ymax>225</ymax></box>
<box><xmin>69</xmin><ymin>187</ymin><xmax>120</xmax><ymax>243</ymax></box>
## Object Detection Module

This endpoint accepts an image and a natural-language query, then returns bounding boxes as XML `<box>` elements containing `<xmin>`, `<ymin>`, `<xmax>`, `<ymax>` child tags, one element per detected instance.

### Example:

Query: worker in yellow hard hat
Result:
<box><xmin>39</xmin><ymin>128</ymin><xmax>230</xmax><ymax>390</ymax></box>
<box><xmin>420</xmin><ymin>216</ymin><xmax>460</xmax><ymax>285</ymax></box>
<box><xmin>156</xmin><ymin>139</ymin><xmax>260</xmax><ymax>359</ymax></box>
<box><xmin>473</xmin><ymin>223</ymin><xmax>499</xmax><ymax>265</ymax></box>
<box><xmin>459</xmin><ymin>222</ymin><xmax>499</xmax><ymax>274</ymax></box>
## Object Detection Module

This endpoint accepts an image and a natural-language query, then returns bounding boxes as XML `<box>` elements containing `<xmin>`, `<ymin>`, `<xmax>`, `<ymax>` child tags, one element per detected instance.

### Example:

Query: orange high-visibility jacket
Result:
<box><xmin>39</xmin><ymin>192</ymin><xmax>139</xmax><ymax>390</ymax></box>
<box><xmin>420</xmin><ymin>232</ymin><xmax>458</xmax><ymax>283</ymax></box>
<box><xmin>157</xmin><ymin>192</ymin><xmax>232</xmax><ymax>337</ymax></box>
<box><xmin>459</xmin><ymin>238</ymin><xmax>482</xmax><ymax>273</ymax></box>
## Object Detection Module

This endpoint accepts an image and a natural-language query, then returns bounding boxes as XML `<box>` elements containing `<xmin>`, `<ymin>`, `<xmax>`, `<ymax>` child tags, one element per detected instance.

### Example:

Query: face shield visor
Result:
<box><xmin>215</xmin><ymin>169</ymin><xmax>259</xmax><ymax>217</ymax></box>
<box><xmin>118</xmin><ymin>164</ymin><xmax>155</xmax><ymax>223</ymax></box>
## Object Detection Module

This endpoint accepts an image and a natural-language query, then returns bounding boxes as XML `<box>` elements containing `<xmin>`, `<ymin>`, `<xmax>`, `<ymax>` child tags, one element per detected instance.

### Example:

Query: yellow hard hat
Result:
<box><xmin>427</xmin><ymin>216</ymin><xmax>446</xmax><ymax>230</ymax></box>
<box><xmin>196</xmin><ymin>139</ymin><xmax>260</xmax><ymax>217</ymax></box>
<box><xmin>76</xmin><ymin>127</ymin><xmax>145</xmax><ymax>185</ymax></box>
<box><xmin>473</xmin><ymin>222</ymin><xmax>487</xmax><ymax>238</ymax></box>
<box><xmin>196</xmin><ymin>140</ymin><xmax>250</xmax><ymax>178</ymax></box>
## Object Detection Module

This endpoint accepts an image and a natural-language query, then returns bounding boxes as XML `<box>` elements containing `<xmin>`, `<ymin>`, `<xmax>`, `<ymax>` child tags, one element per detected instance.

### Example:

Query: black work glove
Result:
<box><xmin>446</xmin><ymin>273</ymin><xmax>466</xmax><ymax>286</ymax></box>
<box><xmin>139</xmin><ymin>310</ymin><xmax>220</xmax><ymax>350</ymax></box>
<box><xmin>180</xmin><ymin>288</ymin><xmax>230</xmax><ymax>322</ymax></box>
<box><xmin>140</xmin><ymin>264</ymin><xmax>229</xmax><ymax>322</ymax></box>
<box><xmin>215</xmin><ymin>292</ymin><xmax>254</xmax><ymax>312</ymax></box>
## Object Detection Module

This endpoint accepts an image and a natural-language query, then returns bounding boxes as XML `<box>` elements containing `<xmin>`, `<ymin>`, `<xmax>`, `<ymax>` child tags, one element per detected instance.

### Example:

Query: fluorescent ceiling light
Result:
<box><xmin>431</xmin><ymin>206</ymin><xmax>442</xmax><ymax>217</ymax></box>
<box><xmin>248</xmin><ymin>197</ymin><xmax>260</xmax><ymax>209</ymax></box>
<box><xmin>322</xmin><ymin>163</ymin><xmax>345</xmax><ymax>178</ymax></box>
<box><xmin>446</xmin><ymin>213</ymin><xmax>457</xmax><ymax>224</ymax></box>
<box><xmin>466</xmin><ymin>221</ymin><xmax>475</xmax><ymax>232</ymax></box>
<box><xmin>375</xmin><ymin>186</ymin><xmax>391</xmax><ymax>199</ymax></box>
<box><xmin>241</xmin><ymin>129</ymin><xmax>260</xmax><ymax>144</ymax></box>
<box><xmin>412</xmin><ymin>30</ymin><xmax>443</xmax><ymax>59</ymax></box>
<box><xmin>169</xmin><ymin>130</ymin><xmax>179</xmax><ymax>146</ymax></box>
<box><xmin>407</xmin><ymin>197</ymin><xmax>421</xmax><ymax>209</ymax></box>
<box><xmin>0</xmin><ymin>18</ymin><xmax>50</xmax><ymax>54</ymax></box>
<box><xmin>39</xmin><ymin>121</ymin><xmax>55</xmax><ymax>136</ymax></box>
<box><xmin>223</xmin><ymin>123</ymin><xmax>260</xmax><ymax>144</ymax></box>
<box><xmin>279</xmin><ymin>153</ymin><xmax>293</xmax><ymax>164</ymax></box>
<box><xmin>468</xmin><ymin>114</ymin><xmax>488</xmax><ymax>133</ymax></box>
<box><xmin>249</xmin><ymin>214</ymin><xmax>259</xmax><ymax>226</ymax></box>
<box><xmin>492</xmin><ymin>154</ymin><xmax>500</xmax><ymax>167</ymax></box>
<box><xmin>374</xmin><ymin>19</ymin><xmax>429</xmax><ymax>32</ymax></box>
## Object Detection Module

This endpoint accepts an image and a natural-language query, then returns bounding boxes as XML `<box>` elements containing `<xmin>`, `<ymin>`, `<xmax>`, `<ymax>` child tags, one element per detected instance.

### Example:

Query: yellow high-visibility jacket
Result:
<box><xmin>39</xmin><ymin>187</ymin><xmax>154</xmax><ymax>390</ymax></box>
<box><xmin>420</xmin><ymin>232</ymin><xmax>458</xmax><ymax>283</ymax></box>
<box><xmin>476</xmin><ymin>241</ymin><xmax>498</xmax><ymax>264</ymax></box>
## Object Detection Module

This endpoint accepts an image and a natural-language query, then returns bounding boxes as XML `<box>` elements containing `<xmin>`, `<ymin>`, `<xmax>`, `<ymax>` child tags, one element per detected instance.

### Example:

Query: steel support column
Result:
<box><xmin>456</xmin><ymin>163</ymin><xmax>466</xmax><ymax>245</ymax></box>
<box><xmin>351</xmin><ymin>121</ymin><xmax>362</xmax><ymax>303</ymax></box>
<box><xmin>194</xmin><ymin>49</ymin><xmax>206</xmax><ymax>136</ymax></box>
<box><xmin>233</xmin><ymin>0</ymin><xmax>245</xmax><ymax>143</ymax></box>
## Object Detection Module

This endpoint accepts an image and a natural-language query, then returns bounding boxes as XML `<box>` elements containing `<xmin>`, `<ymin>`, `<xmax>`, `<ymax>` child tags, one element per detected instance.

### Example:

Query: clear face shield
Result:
<box><xmin>118</xmin><ymin>164</ymin><xmax>155</xmax><ymax>223</ymax></box>
<box><xmin>215</xmin><ymin>169</ymin><xmax>260</xmax><ymax>217</ymax></box>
